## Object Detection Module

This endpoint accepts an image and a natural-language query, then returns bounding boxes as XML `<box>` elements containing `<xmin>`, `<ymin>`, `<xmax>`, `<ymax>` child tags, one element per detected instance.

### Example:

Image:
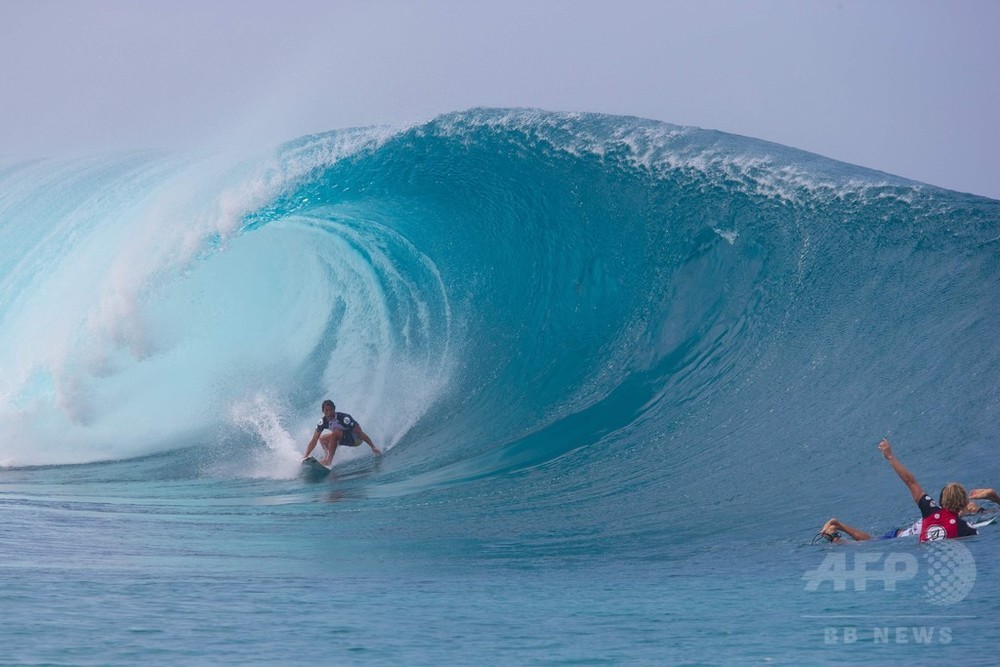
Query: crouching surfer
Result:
<box><xmin>303</xmin><ymin>400</ymin><xmax>382</xmax><ymax>466</ymax></box>
<box><xmin>817</xmin><ymin>439</ymin><xmax>978</xmax><ymax>543</ymax></box>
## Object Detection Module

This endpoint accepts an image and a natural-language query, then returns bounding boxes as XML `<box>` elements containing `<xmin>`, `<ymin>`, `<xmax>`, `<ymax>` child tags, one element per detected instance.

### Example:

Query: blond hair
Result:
<box><xmin>939</xmin><ymin>483</ymin><xmax>969</xmax><ymax>514</ymax></box>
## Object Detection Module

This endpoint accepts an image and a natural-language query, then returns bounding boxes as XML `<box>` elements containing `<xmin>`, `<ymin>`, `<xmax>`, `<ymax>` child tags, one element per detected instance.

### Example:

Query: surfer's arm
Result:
<box><xmin>878</xmin><ymin>439</ymin><xmax>924</xmax><ymax>504</ymax></box>
<box><xmin>303</xmin><ymin>430</ymin><xmax>321</xmax><ymax>459</ymax></box>
<box><xmin>970</xmin><ymin>488</ymin><xmax>1000</xmax><ymax>505</ymax></box>
<box><xmin>353</xmin><ymin>425</ymin><xmax>382</xmax><ymax>456</ymax></box>
<box><xmin>965</xmin><ymin>488</ymin><xmax>1000</xmax><ymax>514</ymax></box>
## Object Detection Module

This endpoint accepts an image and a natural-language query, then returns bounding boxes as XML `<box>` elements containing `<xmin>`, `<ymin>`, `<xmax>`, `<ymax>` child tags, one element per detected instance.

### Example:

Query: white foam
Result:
<box><xmin>0</xmin><ymin>130</ymin><xmax>432</xmax><ymax>466</ymax></box>
<box><xmin>432</xmin><ymin>108</ymin><xmax>916</xmax><ymax>205</ymax></box>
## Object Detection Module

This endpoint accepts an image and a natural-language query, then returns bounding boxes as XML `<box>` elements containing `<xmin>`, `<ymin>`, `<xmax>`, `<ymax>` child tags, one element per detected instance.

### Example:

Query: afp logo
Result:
<box><xmin>803</xmin><ymin>541</ymin><xmax>977</xmax><ymax>606</ymax></box>
<box><xmin>923</xmin><ymin>541</ymin><xmax>976</xmax><ymax>605</ymax></box>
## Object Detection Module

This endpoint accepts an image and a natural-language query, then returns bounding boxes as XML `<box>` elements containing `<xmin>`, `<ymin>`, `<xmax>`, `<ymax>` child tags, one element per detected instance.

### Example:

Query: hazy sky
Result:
<box><xmin>2</xmin><ymin>0</ymin><xmax>998</xmax><ymax>198</ymax></box>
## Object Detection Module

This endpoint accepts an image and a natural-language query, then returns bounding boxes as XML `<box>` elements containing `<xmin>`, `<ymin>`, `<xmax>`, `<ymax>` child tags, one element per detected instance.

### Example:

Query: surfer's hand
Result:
<box><xmin>878</xmin><ymin>438</ymin><xmax>893</xmax><ymax>459</ymax></box>
<box><xmin>372</xmin><ymin>446</ymin><xmax>383</xmax><ymax>456</ymax></box>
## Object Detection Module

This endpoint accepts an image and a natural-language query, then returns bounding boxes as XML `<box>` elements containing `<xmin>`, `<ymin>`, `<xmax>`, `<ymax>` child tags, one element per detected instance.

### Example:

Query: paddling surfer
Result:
<box><xmin>817</xmin><ymin>439</ymin><xmax>982</xmax><ymax>543</ymax></box>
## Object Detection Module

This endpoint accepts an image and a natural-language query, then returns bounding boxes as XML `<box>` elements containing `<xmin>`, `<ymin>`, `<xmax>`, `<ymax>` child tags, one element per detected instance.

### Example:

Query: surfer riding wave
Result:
<box><xmin>303</xmin><ymin>400</ymin><xmax>382</xmax><ymax>466</ymax></box>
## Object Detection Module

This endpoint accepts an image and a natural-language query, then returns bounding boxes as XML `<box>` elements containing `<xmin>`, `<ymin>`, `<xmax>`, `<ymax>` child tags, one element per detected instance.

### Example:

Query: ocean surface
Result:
<box><xmin>1</xmin><ymin>109</ymin><xmax>999</xmax><ymax>665</ymax></box>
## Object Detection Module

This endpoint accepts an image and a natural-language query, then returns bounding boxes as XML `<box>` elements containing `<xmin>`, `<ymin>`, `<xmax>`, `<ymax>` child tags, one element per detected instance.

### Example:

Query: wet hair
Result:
<box><xmin>939</xmin><ymin>483</ymin><xmax>968</xmax><ymax>514</ymax></box>
<box><xmin>321</xmin><ymin>399</ymin><xmax>335</xmax><ymax>410</ymax></box>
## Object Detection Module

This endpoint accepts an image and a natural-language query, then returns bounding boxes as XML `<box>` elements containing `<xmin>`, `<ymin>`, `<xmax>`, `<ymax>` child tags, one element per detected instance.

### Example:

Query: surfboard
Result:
<box><xmin>300</xmin><ymin>456</ymin><xmax>331</xmax><ymax>481</ymax></box>
<box><xmin>967</xmin><ymin>515</ymin><xmax>998</xmax><ymax>531</ymax></box>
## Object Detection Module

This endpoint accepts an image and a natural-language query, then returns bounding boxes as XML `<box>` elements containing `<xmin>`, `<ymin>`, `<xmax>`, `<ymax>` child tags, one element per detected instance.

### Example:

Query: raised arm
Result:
<box><xmin>879</xmin><ymin>438</ymin><xmax>924</xmax><ymax>504</ymax></box>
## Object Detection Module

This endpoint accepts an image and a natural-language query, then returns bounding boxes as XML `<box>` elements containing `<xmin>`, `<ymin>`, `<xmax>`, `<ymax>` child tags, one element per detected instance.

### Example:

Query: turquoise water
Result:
<box><xmin>2</xmin><ymin>109</ymin><xmax>999</xmax><ymax>664</ymax></box>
